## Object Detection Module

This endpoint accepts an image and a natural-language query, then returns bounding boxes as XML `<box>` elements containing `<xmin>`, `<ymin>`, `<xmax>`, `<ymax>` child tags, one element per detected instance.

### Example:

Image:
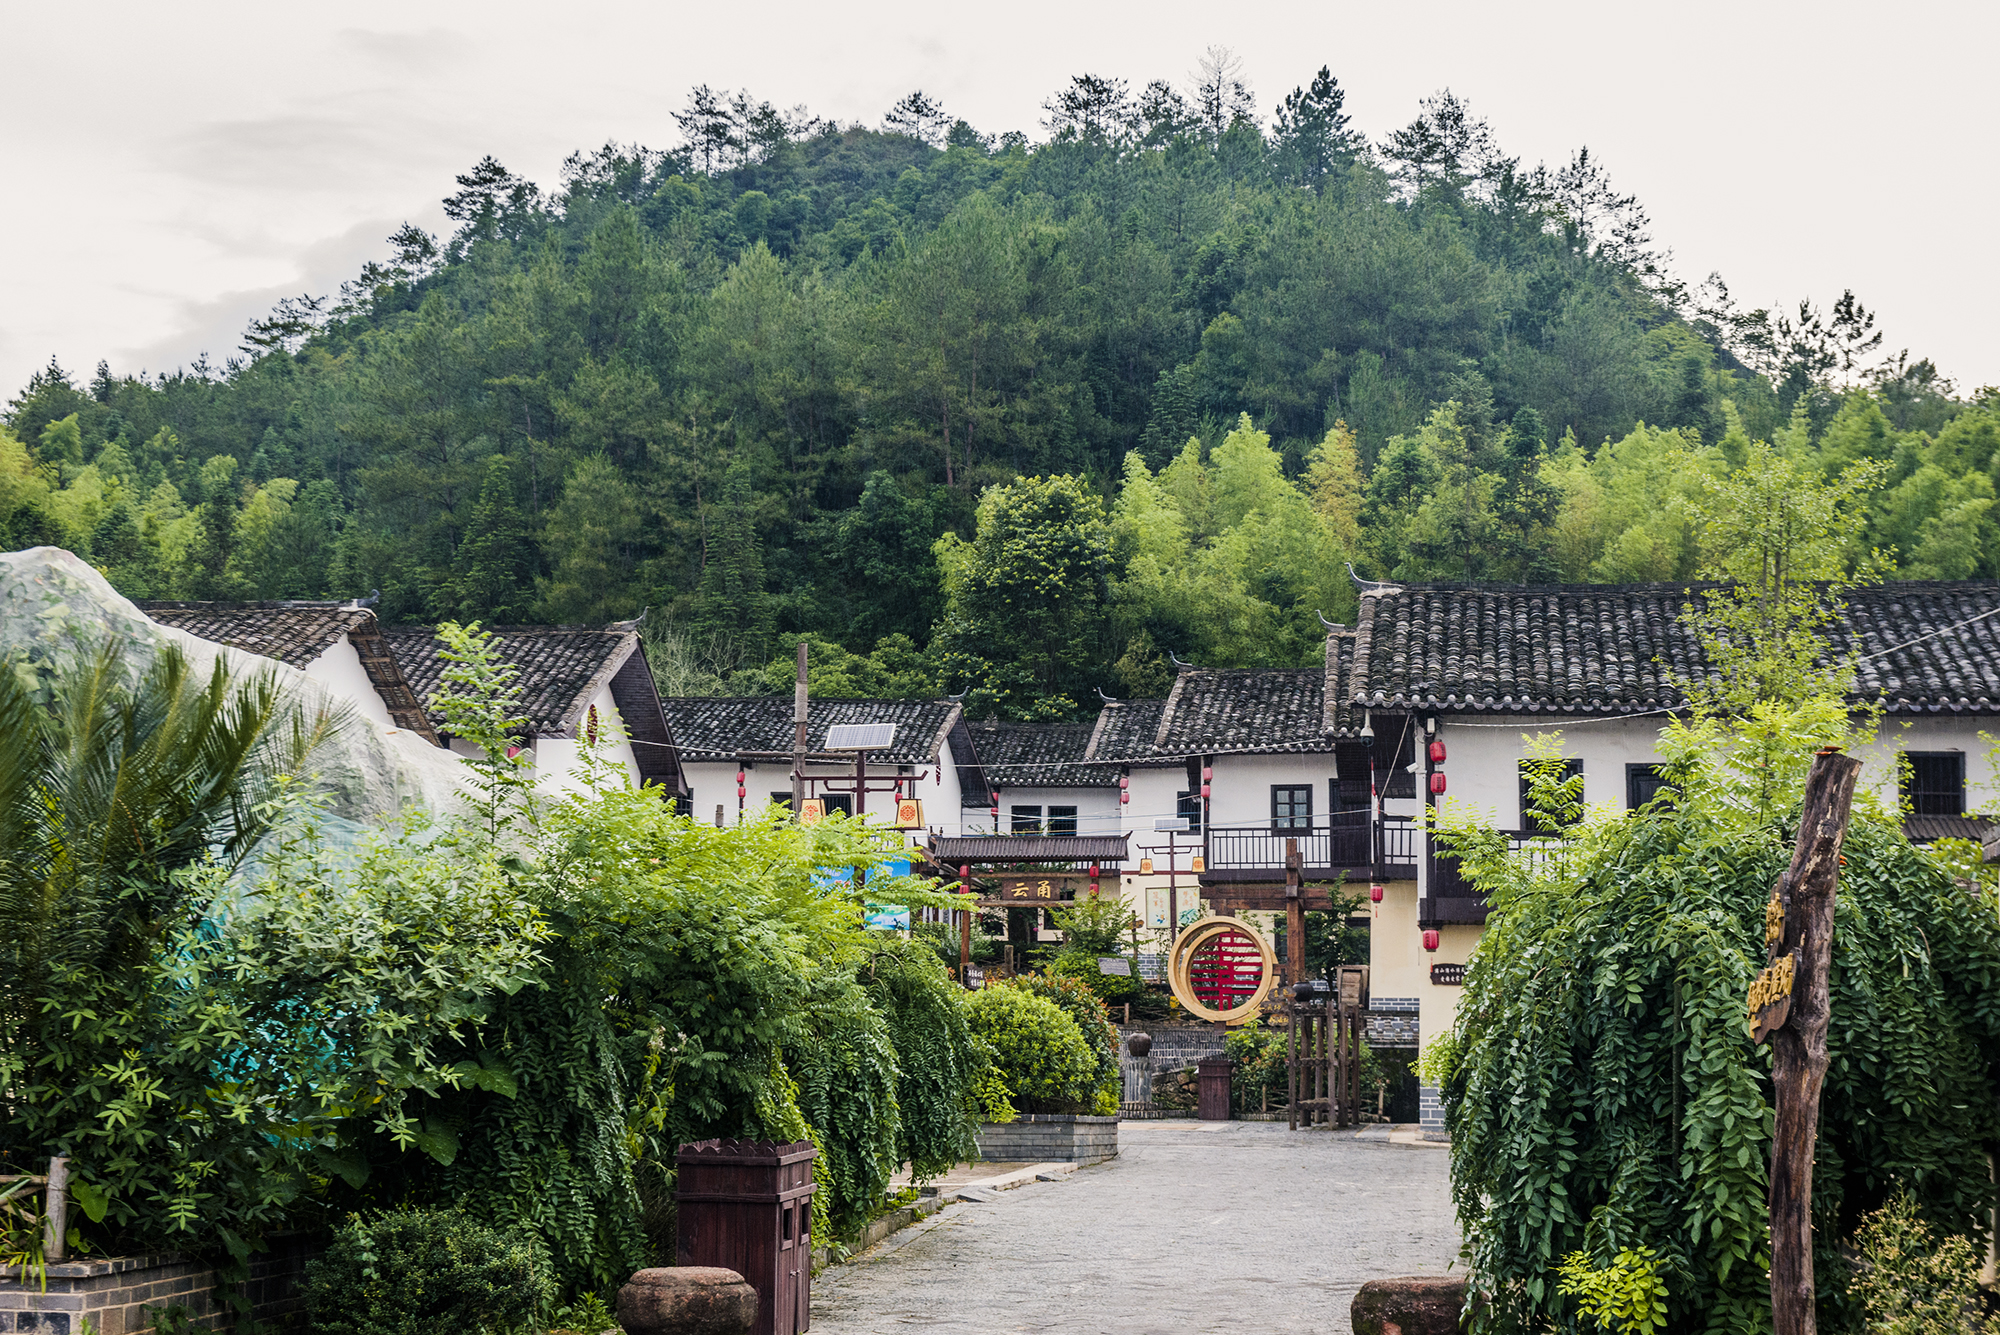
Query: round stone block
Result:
<box><xmin>616</xmin><ymin>1266</ymin><xmax>759</xmax><ymax>1335</ymax></box>
<box><xmin>1350</xmin><ymin>1275</ymin><xmax>1467</xmax><ymax>1335</ymax></box>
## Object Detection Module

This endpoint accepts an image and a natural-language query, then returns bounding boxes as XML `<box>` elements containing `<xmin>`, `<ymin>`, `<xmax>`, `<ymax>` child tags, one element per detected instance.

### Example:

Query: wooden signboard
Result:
<box><xmin>1096</xmin><ymin>957</ymin><xmax>1132</xmax><ymax>976</ymax></box>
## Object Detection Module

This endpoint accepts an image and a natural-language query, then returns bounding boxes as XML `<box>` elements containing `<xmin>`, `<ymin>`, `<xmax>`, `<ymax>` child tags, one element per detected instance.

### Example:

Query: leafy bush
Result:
<box><xmin>1847</xmin><ymin>1186</ymin><xmax>1995</xmax><ymax>1335</ymax></box>
<box><xmin>1047</xmin><ymin>896</ymin><xmax>1146</xmax><ymax>1003</ymax></box>
<box><xmin>301</xmin><ymin>1206</ymin><xmax>553</xmax><ymax>1335</ymax></box>
<box><xmin>1226</xmin><ymin>1017</ymin><xmax>1287</xmax><ymax>1113</ymax></box>
<box><xmin>1436</xmin><ymin>715</ymin><xmax>2000</xmax><ymax>1334</ymax></box>
<box><xmin>963</xmin><ymin>987</ymin><xmax>1099</xmax><ymax>1114</ymax></box>
<box><xmin>862</xmin><ymin>939</ymin><xmax>988</xmax><ymax>1180</ymax></box>
<box><xmin>1555</xmin><ymin>1246</ymin><xmax>1670</xmax><ymax>1335</ymax></box>
<box><xmin>1006</xmin><ymin>973</ymin><xmax>1122</xmax><ymax>1113</ymax></box>
<box><xmin>790</xmin><ymin>974</ymin><xmax>901</xmax><ymax>1242</ymax></box>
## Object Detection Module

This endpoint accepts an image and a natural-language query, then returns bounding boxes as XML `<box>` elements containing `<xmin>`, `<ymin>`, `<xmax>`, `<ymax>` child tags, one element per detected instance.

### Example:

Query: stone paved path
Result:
<box><xmin>812</xmin><ymin>1120</ymin><xmax>1458</xmax><ymax>1334</ymax></box>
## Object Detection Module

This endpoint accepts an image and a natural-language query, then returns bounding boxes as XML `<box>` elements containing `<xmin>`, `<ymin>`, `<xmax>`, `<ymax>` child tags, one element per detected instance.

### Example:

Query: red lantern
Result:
<box><xmin>959</xmin><ymin>865</ymin><xmax>971</xmax><ymax>880</ymax></box>
<box><xmin>1201</xmin><ymin>766</ymin><xmax>1213</xmax><ymax>782</ymax></box>
<box><xmin>1370</xmin><ymin>883</ymin><xmax>1385</xmax><ymax>903</ymax></box>
<box><xmin>1422</xmin><ymin>929</ymin><xmax>1441</xmax><ymax>953</ymax></box>
<box><xmin>1429</xmin><ymin>773</ymin><xmax>1447</xmax><ymax>795</ymax></box>
<box><xmin>1089</xmin><ymin>864</ymin><xmax>1100</xmax><ymax>878</ymax></box>
<box><xmin>1428</xmin><ymin>739</ymin><xmax>1446</xmax><ymax>764</ymax></box>
<box><xmin>1200</xmin><ymin>784</ymin><xmax>1211</xmax><ymax>799</ymax></box>
<box><xmin>1121</xmin><ymin>790</ymin><xmax>1130</xmax><ymax>805</ymax></box>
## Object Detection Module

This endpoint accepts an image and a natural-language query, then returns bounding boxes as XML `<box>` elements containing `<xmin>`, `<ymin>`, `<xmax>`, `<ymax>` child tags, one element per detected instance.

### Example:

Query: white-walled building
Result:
<box><xmin>660</xmin><ymin>696</ymin><xmax>986</xmax><ymax>846</ymax></box>
<box><xmin>141</xmin><ymin>601</ymin><xmax>439</xmax><ymax>744</ymax></box>
<box><xmin>383</xmin><ymin>622</ymin><xmax>687</xmax><ymax>802</ymax></box>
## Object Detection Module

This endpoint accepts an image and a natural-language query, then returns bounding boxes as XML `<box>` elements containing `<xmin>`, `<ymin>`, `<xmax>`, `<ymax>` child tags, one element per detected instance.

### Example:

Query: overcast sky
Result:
<box><xmin>4</xmin><ymin>0</ymin><xmax>1995</xmax><ymax>401</ymax></box>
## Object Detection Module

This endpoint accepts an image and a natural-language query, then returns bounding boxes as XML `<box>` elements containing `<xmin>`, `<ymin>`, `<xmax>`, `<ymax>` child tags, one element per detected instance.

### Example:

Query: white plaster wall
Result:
<box><xmin>533</xmin><ymin>684</ymin><xmax>642</xmax><ymax>799</ymax></box>
<box><xmin>1852</xmin><ymin>715</ymin><xmax>2000</xmax><ymax>812</ymax></box>
<box><xmin>682</xmin><ymin>746</ymin><xmax>967</xmax><ymax>844</ymax></box>
<box><xmin>1207</xmin><ymin>753</ymin><xmax>1336</xmax><ymax>828</ymax></box>
<box><xmin>1431</xmin><ymin>715</ymin><xmax>1670</xmax><ymax>832</ymax></box>
<box><xmin>1119</xmin><ymin>765</ymin><xmax>1188</xmax><ymax>837</ymax></box>
<box><xmin>993</xmin><ymin>785</ymin><xmax>1120</xmax><ymax>836</ymax></box>
<box><xmin>303</xmin><ymin>633</ymin><xmax>394</xmax><ymax>731</ymax></box>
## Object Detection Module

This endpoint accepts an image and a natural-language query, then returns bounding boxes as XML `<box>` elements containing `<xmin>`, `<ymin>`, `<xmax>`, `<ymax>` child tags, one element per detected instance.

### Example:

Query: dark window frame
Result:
<box><xmin>1519</xmin><ymin>758</ymin><xmax>1584</xmax><ymax>831</ymax></box>
<box><xmin>1903</xmin><ymin>751</ymin><xmax>1966</xmax><ymax>816</ymax></box>
<box><xmin>1046</xmin><ymin>805</ymin><xmax>1079</xmax><ymax>836</ymax></box>
<box><xmin>1626</xmin><ymin>763</ymin><xmax>1669</xmax><ymax>811</ymax></box>
<box><xmin>820</xmin><ymin>793</ymin><xmax>853</xmax><ymax>818</ymax></box>
<box><xmin>1010</xmin><ymin>804</ymin><xmax>1044</xmax><ymax>835</ymax></box>
<box><xmin>1176</xmin><ymin>790</ymin><xmax>1204</xmax><ymax>833</ymax></box>
<box><xmin>1271</xmin><ymin>784</ymin><xmax>1314</xmax><ymax>832</ymax></box>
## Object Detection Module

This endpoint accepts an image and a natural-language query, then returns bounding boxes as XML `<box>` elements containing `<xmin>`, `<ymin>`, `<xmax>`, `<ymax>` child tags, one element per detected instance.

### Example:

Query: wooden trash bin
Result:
<box><xmin>676</xmin><ymin>1139</ymin><xmax>817</xmax><ymax>1335</ymax></box>
<box><xmin>1197</xmin><ymin>1055</ymin><xmax>1234</xmax><ymax>1121</ymax></box>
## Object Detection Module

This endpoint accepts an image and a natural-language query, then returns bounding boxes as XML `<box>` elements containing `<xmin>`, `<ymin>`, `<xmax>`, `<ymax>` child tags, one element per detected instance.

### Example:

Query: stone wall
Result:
<box><xmin>0</xmin><ymin>1235</ymin><xmax>316</xmax><ymax>1334</ymax></box>
<box><xmin>975</xmin><ymin>1114</ymin><xmax>1119</xmax><ymax>1164</ymax></box>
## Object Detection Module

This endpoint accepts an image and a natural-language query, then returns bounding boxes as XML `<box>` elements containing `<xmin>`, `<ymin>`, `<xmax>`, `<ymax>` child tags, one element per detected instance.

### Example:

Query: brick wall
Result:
<box><xmin>0</xmin><ymin>1235</ymin><xmax>316</xmax><ymax>1335</ymax></box>
<box><xmin>975</xmin><ymin>1114</ymin><xmax>1119</xmax><ymax>1163</ymax></box>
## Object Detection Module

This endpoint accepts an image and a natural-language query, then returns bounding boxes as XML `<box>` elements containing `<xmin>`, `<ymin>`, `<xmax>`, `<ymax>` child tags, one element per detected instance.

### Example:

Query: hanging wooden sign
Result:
<box><xmin>1748</xmin><ymin>952</ymin><xmax>1795</xmax><ymax>1044</ymax></box>
<box><xmin>891</xmin><ymin>797</ymin><xmax>925</xmax><ymax>829</ymax></box>
<box><xmin>799</xmin><ymin>798</ymin><xmax>826</xmax><ymax>826</ymax></box>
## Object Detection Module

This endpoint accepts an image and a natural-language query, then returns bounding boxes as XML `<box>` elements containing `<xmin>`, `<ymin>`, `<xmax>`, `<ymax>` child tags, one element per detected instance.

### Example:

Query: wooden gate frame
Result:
<box><xmin>1289</xmin><ymin>966</ymin><xmax>1368</xmax><ymax>1129</ymax></box>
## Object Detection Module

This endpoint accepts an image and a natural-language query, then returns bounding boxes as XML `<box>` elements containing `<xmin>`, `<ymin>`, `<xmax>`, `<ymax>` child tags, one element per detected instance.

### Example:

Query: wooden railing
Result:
<box><xmin>1203</xmin><ymin>816</ymin><xmax>1420</xmax><ymax>875</ymax></box>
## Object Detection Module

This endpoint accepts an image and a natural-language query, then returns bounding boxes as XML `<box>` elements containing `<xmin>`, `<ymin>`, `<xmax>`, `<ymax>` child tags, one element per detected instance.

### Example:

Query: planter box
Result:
<box><xmin>0</xmin><ymin>1235</ymin><xmax>316</xmax><ymax>1335</ymax></box>
<box><xmin>975</xmin><ymin>1114</ymin><xmax>1118</xmax><ymax>1164</ymax></box>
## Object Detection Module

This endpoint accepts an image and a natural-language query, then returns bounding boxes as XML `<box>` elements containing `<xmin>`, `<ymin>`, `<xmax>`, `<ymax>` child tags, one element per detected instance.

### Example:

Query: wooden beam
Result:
<box><xmin>1768</xmin><ymin>749</ymin><xmax>1862</xmax><ymax>1335</ymax></box>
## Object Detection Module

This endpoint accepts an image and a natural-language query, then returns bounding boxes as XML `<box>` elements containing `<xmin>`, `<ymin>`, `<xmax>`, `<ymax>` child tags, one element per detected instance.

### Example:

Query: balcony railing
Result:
<box><xmin>1203</xmin><ymin>815</ymin><xmax>1420</xmax><ymax>879</ymax></box>
<box><xmin>1424</xmin><ymin>829</ymin><xmax>1569</xmax><ymax>926</ymax></box>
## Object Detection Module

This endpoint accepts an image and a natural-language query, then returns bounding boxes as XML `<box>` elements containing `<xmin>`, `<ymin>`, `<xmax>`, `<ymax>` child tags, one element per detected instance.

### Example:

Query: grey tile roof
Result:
<box><xmin>1082</xmin><ymin>699</ymin><xmax>1169</xmax><ymax>765</ymax></box>
<box><xmin>965</xmin><ymin>719</ymin><xmax>1115</xmax><ymax>788</ymax></box>
<box><xmin>383</xmin><ymin>625</ymin><xmax>639</xmax><ymax>737</ymax></box>
<box><xmin>661</xmin><ymin>696</ymin><xmax>962</xmax><ymax>767</ymax></box>
<box><xmin>1154</xmin><ymin>668</ymin><xmax>1333</xmax><ymax>756</ymax></box>
<box><xmin>142</xmin><ymin>601</ymin><xmax>373</xmax><ymax>669</ymax></box>
<box><xmin>1904</xmin><ymin>814</ymin><xmax>1995</xmax><ymax>843</ymax></box>
<box><xmin>928</xmin><ymin>834</ymin><xmax>1133</xmax><ymax>865</ymax></box>
<box><xmin>1350</xmin><ymin>580</ymin><xmax>2000</xmax><ymax>719</ymax></box>
<box><xmin>143</xmin><ymin>600</ymin><xmax>439</xmax><ymax>743</ymax></box>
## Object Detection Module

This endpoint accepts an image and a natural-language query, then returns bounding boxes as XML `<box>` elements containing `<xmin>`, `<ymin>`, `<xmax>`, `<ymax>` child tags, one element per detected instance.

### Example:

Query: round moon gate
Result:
<box><xmin>1167</xmin><ymin>917</ymin><xmax>1276</xmax><ymax>1023</ymax></box>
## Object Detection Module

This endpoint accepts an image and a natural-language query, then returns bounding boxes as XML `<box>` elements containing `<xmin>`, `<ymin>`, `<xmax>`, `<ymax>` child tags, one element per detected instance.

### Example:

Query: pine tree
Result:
<box><xmin>454</xmin><ymin>456</ymin><xmax>537</xmax><ymax>621</ymax></box>
<box><xmin>691</xmin><ymin>458</ymin><xmax>771</xmax><ymax>653</ymax></box>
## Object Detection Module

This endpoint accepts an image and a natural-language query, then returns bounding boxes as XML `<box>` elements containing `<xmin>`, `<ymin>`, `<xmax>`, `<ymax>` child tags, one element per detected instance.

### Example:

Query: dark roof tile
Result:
<box><xmin>964</xmin><ymin>719</ymin><xmax>1114</xmax><ymax>788</ymax></box>
<box><xmin>661</xmin><ymin>696</ymin><xmax>962</xmax><ymax>766</ymax></box>
<box><xmin>1155</xmin><ymin>668</ymin><xmax>1331</xmax><ymax>755</ymax></box>
<box><xmin>384</xmin><ymin>625</ymin><xmax>637</xmax><ymax>736</ymax></box>
<box><xmin>142</xmin><ymin>601</ymin><xmax>371</xmax><ymax>670</ymax></box>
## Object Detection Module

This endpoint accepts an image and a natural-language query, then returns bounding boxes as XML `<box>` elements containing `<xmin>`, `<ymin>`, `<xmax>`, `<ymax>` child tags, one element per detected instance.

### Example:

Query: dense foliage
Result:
<box><xmin>0</xmin><ymin>621</ymin><xmax>994</xmax><ymax>1309</ymax></box>
<box><xmin>963</xmin><ymin>986</ymin><xmax>1099</xmax><ymax>1115</ymax></box>
<box><xmin>1001</xmin><ymin>973</ymin><xmax>1123</xmax><ymax>1114</ymax></box>
<box><xmin>302</xmin><ymin>1207</ymin><xmax>553</xmax><ymax>1335</ymax></box>
<box><xmin>1434</xmin><ymin>719</ymin><xmax>2000</xmax><ymax>1334</ymax></box>
<box><xmin>8</xmin><ymin>59</ymin><xmax>1984</xmax><ymax>715</ymax></box>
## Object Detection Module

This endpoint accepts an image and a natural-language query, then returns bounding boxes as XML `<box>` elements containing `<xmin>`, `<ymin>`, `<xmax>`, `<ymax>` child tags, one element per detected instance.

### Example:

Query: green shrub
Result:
<box><xmin>862</xmin><ymin>938</ymin><xmax>988</xmax><ymax>1180</ymax></box>
<box><xmin>1047</xmin><ymin>897</ymin><xmax>1147</xmax><ymax>1004</ymax></box>
<box><xmin>963</xmin><ymin>987</ymin><xmax>1099</xmax><ymax>1114</ymax></box>
<box><xmin>302</xmin><ymin>1206</ymin><xmax>553</xmax><ymax>1335</ymax></box>
<box><xmin>1006</xmin><ymin>973</ymin><xmax>1122</xmax><ymax>1114</ymax></box>
<box><xmin>1848</xmin><ymin>1186</ymin><xmax>1995</xmax><ymax>1334</ymax></box>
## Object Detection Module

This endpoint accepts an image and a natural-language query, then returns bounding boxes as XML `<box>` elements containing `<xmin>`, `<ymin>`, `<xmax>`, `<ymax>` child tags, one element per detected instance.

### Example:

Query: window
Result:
<box><xmin>769</xmin><ymin>791</ymin><xmax>791</xmax><ymax>809</ymax></box>
<box><xmin>1626</xmin><ymin>764</ymin><xmax>1670</xmax><ymax>810</ymax></box>
<box><xmin>1271</xmin><ymin>784</ymin><xmax>1313</xmax><ymax>831</ymax></box>
<box><xmin>1176</xmin><ymin>790</ymin><xmax>1204</xmax><ymax>833</ymax></box>
<box><xmin>1519</xmin><ymin>759</ymin><xmax>1583</xmax><ymax>831</ymax></box>
<box><xmin>820</xmin><ymin>793</ymin><xmax>853</xmax><ymax>817</ymax></box>
<box><xmin>1047</xmin><ymin>805</ymin><xmax>1078</xmax><ymax>836</ymax></box>
<box><xmin>1904</xmin><ymin>752</ymin><xmax>1965</xmax><ymax>816</ymax></box>
<box><xmin>1011</xmin><ymin>804</ymin><xmax>1044</xmax><ymax>834</ymax></box>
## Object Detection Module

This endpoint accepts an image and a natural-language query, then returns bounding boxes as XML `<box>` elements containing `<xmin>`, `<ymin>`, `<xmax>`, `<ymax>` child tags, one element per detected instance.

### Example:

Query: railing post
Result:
<box><xmin>44</xmin><ymin>1156</ymin><xmax>68</xmax><ymax>1262</ymax></box>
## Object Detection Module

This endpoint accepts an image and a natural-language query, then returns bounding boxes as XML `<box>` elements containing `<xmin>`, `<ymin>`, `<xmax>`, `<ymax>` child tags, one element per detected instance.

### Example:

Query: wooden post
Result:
<box><xmin>44</xmin><ymin>1156</ymin><xmax>67</xmax><ymax>1263</ymax></box>
<box><xmin>790</xmin><ymin>641</ymin><xmax>808</xmax><ymax>812</ymax></box>
<box><xmin>1767</xmin><ymin>749</ymin><xmax>1863</xmax><ymax>1335</ymax></box>
<box><xmin>958</xmin><ymin>907</ymin><xmax>971</xmax><ymax>981</ymax></box>
<box><xmin>1287</xmin><ymin>993</ymin><xmax>1299</xmax><ymax>1131</ymax></box>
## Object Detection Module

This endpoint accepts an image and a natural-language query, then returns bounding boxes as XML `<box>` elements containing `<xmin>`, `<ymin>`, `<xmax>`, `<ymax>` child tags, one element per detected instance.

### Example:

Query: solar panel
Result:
<box><xmin>1153</xmin><ymin>817</ymin><xmax>1191</xmax><ymax>832</ymax></box>
<box><xmin>824</xmin><ymin>722</ymin><xmax>897</xmax><ymax>750</ymax></box>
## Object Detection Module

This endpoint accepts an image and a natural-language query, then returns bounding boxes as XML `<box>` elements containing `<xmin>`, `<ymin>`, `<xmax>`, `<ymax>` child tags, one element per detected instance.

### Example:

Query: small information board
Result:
<box><xmin>1096</xmin><ymin>956</ymin><xmax>1132</xmax><ymax>976</ymax></box>
<box><xmin>1430</xmin><ymin>963</ymin><xmax>1466</xmax><ymax>986</ymax></box>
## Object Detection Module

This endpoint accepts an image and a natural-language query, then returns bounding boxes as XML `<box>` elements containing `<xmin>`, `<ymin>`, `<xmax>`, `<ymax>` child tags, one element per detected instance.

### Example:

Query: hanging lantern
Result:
<box><xmin>1200</xmin><ymin>784</ymin><xmax>1211</xmax><ymax>799</ymax></box>
<box><xmin>1121</xmin><ymin>789</ymin><xmax>1130</xmax><ymax>805</ymax></box>
<box><xmin>1370</xmin><ymin>883</ymin><xmax>1385</xmax><ymax>903</ymax></box>
<box><xmin>1119</xmin><ymin>774</ymin><xmax>1130</xmax><ymax>805</ymax></box>
<box><xmin>1089</xmin><ymin>863</ymin><xmax>1100</xmax><ymax>878</ymax></box>
<box><xmin>959</xmin><ymin>864</ymin><xmax>971</xmax><ymax>881</ymax></box>
<box><xmin>1428</xmin><ymin>739</ymin><xmax>1446</xmax><ymax>764</ymax></box>
<box><xmin>1201</xmin><ymin>766</ymin><xmax>1213</xmax><ymax>782</ymax></box>
<box><xmin>1422</xmin><ymin>929</ymin><xmax>1441</xmax><ymax>953</ymax></box>
<box><xmin>1429</xmin><ymin>772</ymin><xmax>1448</xmax><ymax>795</ymax></box>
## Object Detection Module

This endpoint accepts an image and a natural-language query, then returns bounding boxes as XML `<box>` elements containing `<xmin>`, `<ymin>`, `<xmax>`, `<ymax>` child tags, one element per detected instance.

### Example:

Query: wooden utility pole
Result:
<box><xmin>1761</xmin><ymin>749</ymin><xmax>1862</xmax><ymax>1335</ymax></box>
<box><xmin>1286</xmin><ymin>837</ymin><xmax>1302</xmax><ymax>1132</ymax></box>
<box><xmin>790</xmin><ymin>640</ymin><xmax>808</xmax><ymax>812</ymax></box>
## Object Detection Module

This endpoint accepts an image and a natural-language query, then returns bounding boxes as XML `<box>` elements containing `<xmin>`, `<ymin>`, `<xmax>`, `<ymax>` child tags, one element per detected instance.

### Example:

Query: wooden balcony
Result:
<box><xmin>1200</xmin><ymin>816</ymin><xmax>1421</xmax><ymax>888</ymax></box>
<box><xmin>1423</xmin><ymin>829</ymin><xmax>1568</xmax><ymax>928</ymax></box>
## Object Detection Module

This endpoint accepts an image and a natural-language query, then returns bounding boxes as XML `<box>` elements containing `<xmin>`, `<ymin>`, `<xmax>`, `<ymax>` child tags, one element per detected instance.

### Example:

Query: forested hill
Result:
<box><xmin>3</xmin><ymin>62</ymin><xmax>1991</xmax><ymax>718</ymax></box>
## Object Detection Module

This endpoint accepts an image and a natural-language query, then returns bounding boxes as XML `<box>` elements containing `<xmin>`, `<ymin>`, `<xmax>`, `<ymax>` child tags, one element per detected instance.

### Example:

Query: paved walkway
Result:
<box><xmin>813</xmin><ymin>1121</ymin><xmax>1458</xmax><ymax>1335</ymax></box>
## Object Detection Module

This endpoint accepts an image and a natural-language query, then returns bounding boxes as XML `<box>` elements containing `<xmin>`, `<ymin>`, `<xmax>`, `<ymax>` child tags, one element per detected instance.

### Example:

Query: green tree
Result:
<box><xmin>930</xmin><ymin>473</ymin><xmax>1110</xmax><ymax>718</ymax></box>
<box><xmin>453</xmin><ymin>456</ymin><xmax>537</xmax><ymax>621</ymax></box>
<box><xmin>539</xmin><ymin>454</ymin><xmax>644</xmax><ymax>625</ymax></box>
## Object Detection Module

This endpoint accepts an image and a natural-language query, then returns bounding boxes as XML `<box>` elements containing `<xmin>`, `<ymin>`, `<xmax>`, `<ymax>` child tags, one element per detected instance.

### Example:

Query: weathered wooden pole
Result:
<box><xmin>789</xmin><ymin>640</ymin><xmax>808</xmax><ymax>813</ymax></box>
<box><xmin>1762</xmin><ymin>748</ymin><xmax>1862</xmax><ymax>1335</ymax></box>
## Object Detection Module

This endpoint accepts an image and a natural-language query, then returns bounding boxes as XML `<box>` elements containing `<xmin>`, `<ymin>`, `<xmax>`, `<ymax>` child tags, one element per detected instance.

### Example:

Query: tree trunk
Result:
<box><xmin>1768</xmin><ymin>749</ymin><xmax>1862</xmax><ymax>1335</ymax></box>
